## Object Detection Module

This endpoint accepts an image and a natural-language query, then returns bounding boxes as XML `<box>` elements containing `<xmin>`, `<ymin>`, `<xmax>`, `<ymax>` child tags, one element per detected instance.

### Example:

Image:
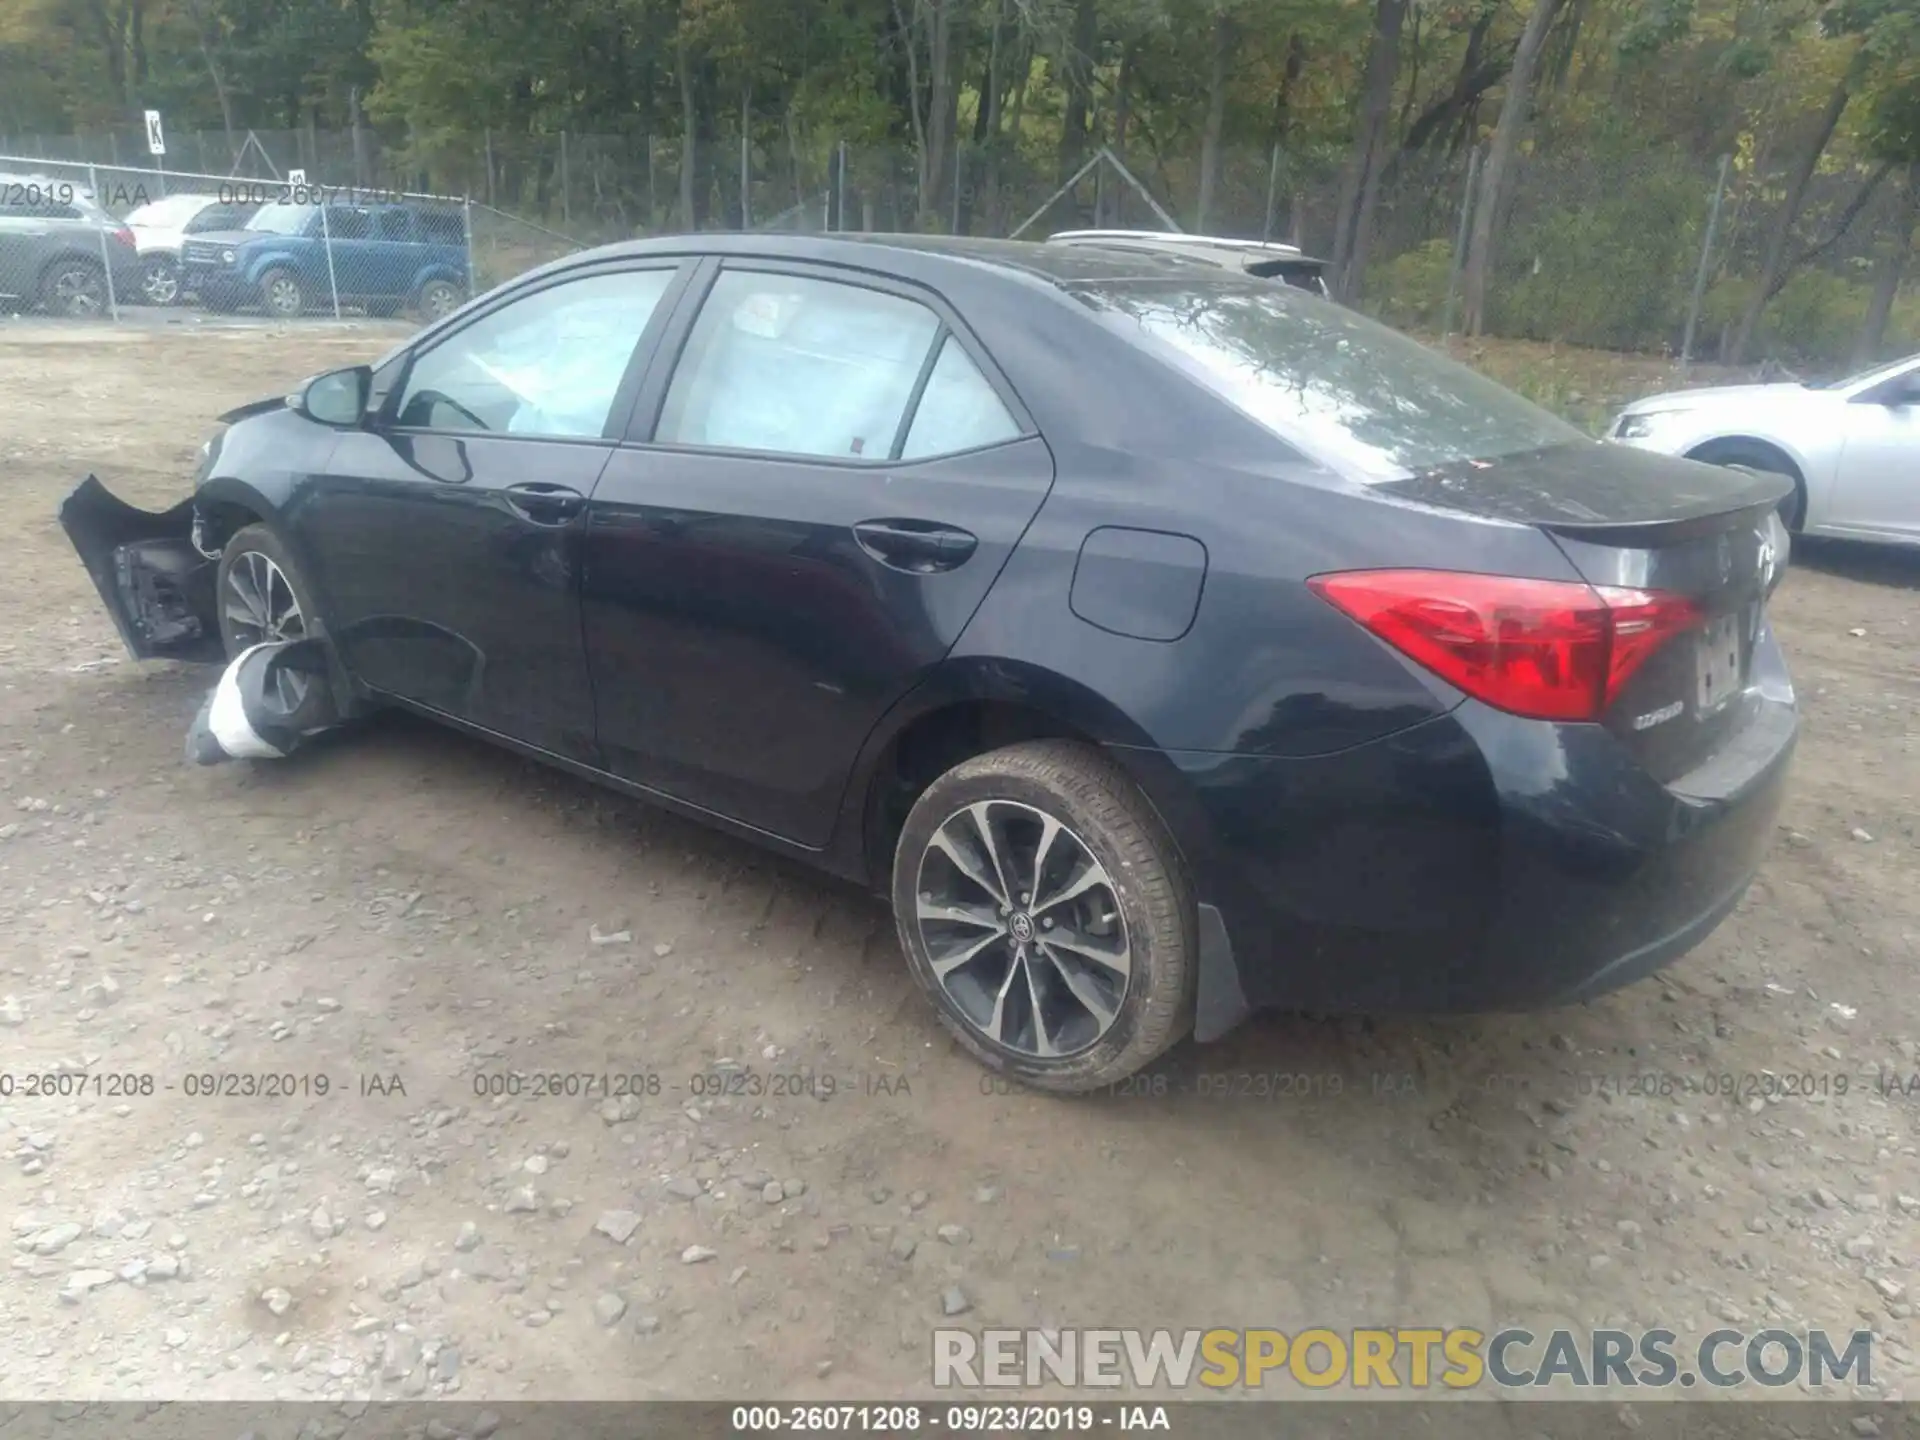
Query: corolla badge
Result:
<box><xmin>1632</xmin><ymin>699</ymin><xmax>1685</xmax><ymax>731</ymax></box>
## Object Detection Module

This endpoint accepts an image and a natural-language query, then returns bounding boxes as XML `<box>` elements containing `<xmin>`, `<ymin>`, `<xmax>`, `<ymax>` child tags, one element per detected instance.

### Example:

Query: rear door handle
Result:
<box><xmin>503</xmin><ymin>482</ymin><xmax>585</xmax><ymax>524</ymax></box>
<box><xmin>852</xmin><ymin>519</ymin><xmax>979</xmax><ymax>573</ymax></box>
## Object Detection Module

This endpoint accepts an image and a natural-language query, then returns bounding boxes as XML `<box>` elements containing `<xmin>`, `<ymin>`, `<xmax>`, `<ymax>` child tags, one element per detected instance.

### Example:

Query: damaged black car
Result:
<box><xmin>64</xmin><ymin>232</ymin><xmax>1797</xmax><ymax>1093</ymax></box>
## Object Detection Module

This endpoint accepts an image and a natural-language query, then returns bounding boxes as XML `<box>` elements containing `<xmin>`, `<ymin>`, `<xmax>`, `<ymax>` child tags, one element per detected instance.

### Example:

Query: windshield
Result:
<box><xmin>1076</xmin><ymin>278</ymin><xmax>1587</xmax><ymax>483</ymax></box>
<box><xmin>245</xmin><ymin>202</ymin><xmax>315</xmax><ymax>236</ymax></box>
<box><xmin>125</xmin><ymin>194</ymin><xmax>206</xmax><ymax>228</ymax></box>
<box><xmin>1820</xmin><ymin>352</ymin><xmax>1920</xmax><ymax>392</ymax></box>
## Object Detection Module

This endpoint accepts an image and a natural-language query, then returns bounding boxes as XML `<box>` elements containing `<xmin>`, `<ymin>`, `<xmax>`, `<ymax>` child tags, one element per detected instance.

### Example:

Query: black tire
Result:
<box><xmin>258</xmin><ymin>267</ymin><xmax>305</xmax><ymax>319</ymax></box>
<box><xmin>891</xmin><ymin>739</ymin><xmax>1195</xmax><ymax>1094</ymax></box>
<box><xmin>39</xmin><ymin>257</ymin><xmax>107</xmax><ymax>318</ymax></box>
<box><xmin>140</xmin><ymin>256</ymin><xmax>182</xmax><ymax>307</ymax></box>
<box><xmin>215</xmin><ymin>525</ymin><xmax>334</xmax><ymax>732</ymax></box>
<box><xmin>1690</xmin><ymin>440</ymin><xmax>1806</xmax><ymax>532</ymax></box>
<box><xmin>415</xmin><ymin>278</ymin><xmax>461</xmax><ymax>322</ymax></box>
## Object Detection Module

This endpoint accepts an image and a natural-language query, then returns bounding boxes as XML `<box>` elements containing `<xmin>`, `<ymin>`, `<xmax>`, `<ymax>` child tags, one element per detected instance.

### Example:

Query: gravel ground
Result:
<box><xmin>3</xmin><ymin>321</ymin><xmax>1920</xmax><ymax>1406</ymax></box>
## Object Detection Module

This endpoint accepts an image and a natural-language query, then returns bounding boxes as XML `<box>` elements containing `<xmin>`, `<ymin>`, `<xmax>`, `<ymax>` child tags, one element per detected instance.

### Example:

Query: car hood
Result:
<box><xmin>184</xmin><ymin>228</ymin><xmax>266</xmax><ymax>248</ymax></box>
<box><xmin>1619</xmin><ymin>382</ymin><xmax>1824</xmax><ymax>416</ymax></box>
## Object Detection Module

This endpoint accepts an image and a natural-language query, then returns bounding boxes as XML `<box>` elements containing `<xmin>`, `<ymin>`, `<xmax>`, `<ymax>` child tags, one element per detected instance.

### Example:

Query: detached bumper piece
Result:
<box><xmin>59</xmin><ymin>475</ymin><xmax>223</xmax><ymax>663</ymax></box>
<box><xmin>186</xmin><ymin>639</ymin><xmax>340</xmax><ymax>765</ymax></box>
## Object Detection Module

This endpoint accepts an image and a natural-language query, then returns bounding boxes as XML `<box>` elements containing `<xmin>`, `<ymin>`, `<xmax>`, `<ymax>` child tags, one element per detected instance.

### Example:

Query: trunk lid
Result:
<box><xmin>1380</xmin><ymin>442</ymin><xmax>1792</xmax><ymax>782</ymax></box>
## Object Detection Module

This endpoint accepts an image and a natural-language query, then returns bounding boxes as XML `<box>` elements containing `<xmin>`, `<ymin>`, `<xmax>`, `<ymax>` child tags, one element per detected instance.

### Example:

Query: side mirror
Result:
<box><xmin>291</xmin><ymin>365</ymin><xmax>371</xmax><ymax>427</ymax></box>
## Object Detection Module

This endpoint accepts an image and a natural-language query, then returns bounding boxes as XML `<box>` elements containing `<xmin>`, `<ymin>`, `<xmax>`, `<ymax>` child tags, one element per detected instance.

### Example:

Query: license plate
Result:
<box><xmin>1695</xmin><ymin>613</ymin><xmax>1744</xmax><ymax>714</ymax></box>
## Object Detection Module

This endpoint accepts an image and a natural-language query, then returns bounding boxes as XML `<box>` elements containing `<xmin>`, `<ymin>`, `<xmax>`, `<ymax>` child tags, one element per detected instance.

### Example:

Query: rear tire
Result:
<box><xmin>39</xmin><ymin>257</ymin><xmax>107</xmax><ymax>318</ymax></box>
<box><xmin>891</xmin><ymin>739</ymin><xmax>1195</xmax><ymax>1094</ymax></box>
<box><xmin>415</xmin><ymin>278</ymin><xmax>461</xmax><ymax>322</ymax></box>
<box><xmin>1690</xmin><ymin>440</ymin><xmax>1805</xmax><ymax>532</ymax></box>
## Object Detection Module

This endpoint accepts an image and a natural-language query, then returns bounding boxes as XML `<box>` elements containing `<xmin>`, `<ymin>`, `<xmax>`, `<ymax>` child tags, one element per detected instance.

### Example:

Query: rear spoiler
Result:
<box><xmin>1381</xmin><ymin>446</ymin><xmax>1794</xmax><ymax>545</ymax></box>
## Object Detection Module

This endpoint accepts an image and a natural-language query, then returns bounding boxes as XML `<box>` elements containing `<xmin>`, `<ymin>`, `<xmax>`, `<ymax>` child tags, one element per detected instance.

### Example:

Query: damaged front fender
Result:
<box><xmin>59</xmin><ymin>475</ymin><xmax>224</xmax><ymax>663</ymax></box>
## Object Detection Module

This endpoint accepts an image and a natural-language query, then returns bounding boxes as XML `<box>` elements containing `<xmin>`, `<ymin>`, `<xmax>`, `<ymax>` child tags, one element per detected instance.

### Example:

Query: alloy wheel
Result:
<box><xmin>50</xmin><ymin>266</ymin><xmax>105</xmax><ymax>317</ymax></box>
<box><xmin>913</xmin><ymin>799</ymin><xmax>1132</xmax><ymax>1059</ymax></box>
<box><xmin>222</xmin><ymin>551</ymin><xmax>310</xmax><ymax>711</ymax></box>
<box><xmin>141</xmin><ymin>260</ymin><xmax>180</xmax><ymax>306</ymax></box>
<box><xmin>266</xmin><ymin>275</ymin><xmax>302</xmax><ymax>317</ymax></box>
<box><xmin>421</xmin><ymin>281</ymin><xmax>459</xmax><ymax>318</ymax></box>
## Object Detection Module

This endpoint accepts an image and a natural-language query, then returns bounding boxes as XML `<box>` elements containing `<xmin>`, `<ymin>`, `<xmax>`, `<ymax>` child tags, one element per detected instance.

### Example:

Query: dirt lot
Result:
<box><xmin>2</xmin><ymin>320</ymin><xmax>1919</xmax><ymax>1406</ymax></box>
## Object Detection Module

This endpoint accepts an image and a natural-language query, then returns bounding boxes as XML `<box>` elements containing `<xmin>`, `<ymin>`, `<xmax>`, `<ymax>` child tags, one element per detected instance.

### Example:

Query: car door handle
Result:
<box><xmin>503</xmin><ymin>482</ymin><xmax>585</xmax><ymax>524</ymax></box>
<box><xmin>852</xmin><ymin>519</ymin><xmax>978</xmax><ymax>573</ymax></box>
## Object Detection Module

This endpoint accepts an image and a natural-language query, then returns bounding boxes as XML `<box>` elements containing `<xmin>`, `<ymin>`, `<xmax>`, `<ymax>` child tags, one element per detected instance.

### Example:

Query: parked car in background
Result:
<box><xmin>180</xmin><ymin>200</ymin><xmax>468</xmax><ymax>320</ymax></box>
<box><xmin>1046</xmin><ymin>229</ymin><xmax>1332</xmax><ymax>296</ymax></box>
<box><xmin>123</xmin><ymin>193</ymin><xmax>258</xmax><ymax>306</ymax></box>
<box><xmin>0</xmin><ymin>173</ymin><xmax>141</xmax><ymax>317</ymax></box>
<box><xmin>64</xmin><ymin>233</ymin><xmax>1797</xmax><ymax>1092</ymax></box>
<box><xmin>1612</xmin><ymin>351</ymin><xmax>1920</xmax><ymax>547</ymax></box>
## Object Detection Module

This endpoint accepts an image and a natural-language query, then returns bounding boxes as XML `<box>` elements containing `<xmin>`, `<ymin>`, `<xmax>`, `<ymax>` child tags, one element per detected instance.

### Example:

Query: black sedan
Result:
<box><xmin>61</xmin><ymin>233</ymin><xmax>1798</xmax><ymax>1093</ymax></box>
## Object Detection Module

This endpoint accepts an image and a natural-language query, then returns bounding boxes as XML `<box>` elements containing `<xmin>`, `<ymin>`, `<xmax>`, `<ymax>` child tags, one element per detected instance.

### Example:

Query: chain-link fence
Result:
<box><xmin>0</xmin><ymin>126</ymin><xmax>1910</xmax><ymax>371</ymax></box>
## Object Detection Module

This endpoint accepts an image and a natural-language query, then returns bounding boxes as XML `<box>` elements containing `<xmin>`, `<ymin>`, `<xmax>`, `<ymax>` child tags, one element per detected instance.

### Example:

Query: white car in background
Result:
<box><xmin>1611</xmin><ymin>351</ymin><xmax>1920</xmax><ymax>546</ymax></box>
<box><xmin>122</xmin><ymin>193</ymin><xmax>256</xmax><ymax>305</ymax></box>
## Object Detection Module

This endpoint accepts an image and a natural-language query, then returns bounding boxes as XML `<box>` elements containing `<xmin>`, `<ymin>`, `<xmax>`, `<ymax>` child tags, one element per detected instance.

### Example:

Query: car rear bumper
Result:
<box><xmin>1114</xmin><ymin>674</ymin><xmax>1797</xmax><ymax>1025</ymax></box>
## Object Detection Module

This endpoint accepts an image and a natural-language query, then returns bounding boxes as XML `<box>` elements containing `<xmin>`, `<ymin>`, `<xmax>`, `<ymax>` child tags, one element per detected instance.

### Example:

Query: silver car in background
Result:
<box><xmin>1613</xmin><ymin>352</ymin><xmax>1920</xmax><ymax>546</ymax></box>
<box><xmin>0</xmin><ymin>172</ymin><xmax>142</xmax><ymax>317</ymax></box>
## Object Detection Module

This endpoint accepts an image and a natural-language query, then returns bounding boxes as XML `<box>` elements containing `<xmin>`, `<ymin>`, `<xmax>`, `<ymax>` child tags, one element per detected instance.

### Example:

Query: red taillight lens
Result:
<box><xmin>1308</xmin><ymin>569</ymin><xmax>1699</xmax><ymax>722</ymax></box>
<box><xmin>114</xmin><ymin>227</ymin><xmax>135</xmax><ymax>248</ymax></box>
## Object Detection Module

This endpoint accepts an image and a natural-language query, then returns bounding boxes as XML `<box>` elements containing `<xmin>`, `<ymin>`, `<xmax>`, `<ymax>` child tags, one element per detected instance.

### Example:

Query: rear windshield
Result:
<box><xmin>1074</xmin><ymin>279</ymin><xmax>1585</xmax><ymax>482</ymax></box>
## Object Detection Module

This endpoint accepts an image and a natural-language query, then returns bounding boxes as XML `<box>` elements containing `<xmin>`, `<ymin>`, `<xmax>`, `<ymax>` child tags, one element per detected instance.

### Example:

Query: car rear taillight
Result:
<box><xmin>113</xmin><ymin>227</ymin><xmax>136</xmax><ymax>248</ymax></box>
<box><xmin>1308</xmin><ymin>569</ymin><xmax>1699</xmax><ymax>722</ymax></box>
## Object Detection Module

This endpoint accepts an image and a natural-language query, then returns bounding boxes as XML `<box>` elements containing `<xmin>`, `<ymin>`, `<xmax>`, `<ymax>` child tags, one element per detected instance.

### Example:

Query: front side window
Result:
<box><xmin>1077</xmin><ymin>277</ymin><xmax>1585</xmax><ymax>483</ymax></box>
<box><xmin>394</xmin><ymin>268</ymin><xmax>675</xmax><ymax>439</ymax></box>
<box><xmin>325</xmin><ymin>207</ymin><xmax>373</xmax><ymax>240</ymax></box>
<box><xmin>656</xmin><ymin>270</ymin><xmax>941</xmax><ymax>460</ymax></box>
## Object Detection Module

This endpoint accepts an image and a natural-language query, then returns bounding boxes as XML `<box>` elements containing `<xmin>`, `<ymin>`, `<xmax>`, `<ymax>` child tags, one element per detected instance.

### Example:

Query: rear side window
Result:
<box><xmin>1077</xmin><ymin>278</ymin><xmax>1583</xmax><ymax>482</ymax></box>
<box><xmin>377</xmin><ymin>210</ymin><xmax>418</xmax><ymax>242</ymax></box>
<box><xmin>900</xmin><ymin>336</ymin><xmax>1021</xmax><ymax>459</ymax></box>
<box><xmin>325</xmin><ymin>207</ymin><xmax>372</xmax><ymax>240</ymax></box>
<box><xmin>657</xmin><ymin>270</ymin><xmax>939</xmax><ymax>460</ymax></box>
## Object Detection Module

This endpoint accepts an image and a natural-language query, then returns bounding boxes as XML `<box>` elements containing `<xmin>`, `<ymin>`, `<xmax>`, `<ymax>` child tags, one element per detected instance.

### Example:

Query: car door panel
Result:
<box><xmin>294</xmin><ymin>261</ymin><xmax>691</xmax><ymax>764</ymax></box>
<box><xmin>1829</xmin><ymin>398</ymin><xmax>1920</xmax><ymax>540</ymax></box>
<box><xmin>579</xmin><ymin>261</ymin><xmax>1052</xmax><ymax>846</ymax></box>
<box><xmin>295</xmin><ymin>432</ymin><xmax>613</xmax><ymax>760</ymax></box>
<box><xmin>583</xmin><ymin>437</ymin><xmax>1055</xmax><ymax>843</ymax></box>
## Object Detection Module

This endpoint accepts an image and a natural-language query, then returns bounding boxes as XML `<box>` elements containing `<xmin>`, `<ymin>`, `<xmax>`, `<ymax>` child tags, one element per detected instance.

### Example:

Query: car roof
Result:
<box><xmin>541</xmin><ymin>231</ymin><xmax>1250</xmax><ymax>292</ymax></box>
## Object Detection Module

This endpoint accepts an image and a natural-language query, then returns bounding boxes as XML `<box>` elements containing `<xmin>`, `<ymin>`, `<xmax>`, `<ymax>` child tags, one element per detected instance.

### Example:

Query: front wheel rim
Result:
<box><xmin>424</xmin><ymin>283</ymin><xmax>456</xmax><ymax>316</ymax></box>
<box><xmin>914</xmin><ymin>799</ymin><xmax>1132</xmax><ymax>1059</ymax></box>
<box><xmin>266</xmin><ymin>277</ymin><xmax>300</xmax><ymax>314</ymax></box>
<box><xmin>223</xmin><ymin>551</ymin><xmax>310</xmax><ymax>710</ymax></box>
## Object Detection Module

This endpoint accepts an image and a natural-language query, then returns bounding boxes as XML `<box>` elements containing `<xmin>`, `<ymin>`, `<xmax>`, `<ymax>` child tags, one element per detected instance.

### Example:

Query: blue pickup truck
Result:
<box><xmin>180</xmin><ymin>200</ymin><xmax>468</xmax><ymax>320</ymax></box>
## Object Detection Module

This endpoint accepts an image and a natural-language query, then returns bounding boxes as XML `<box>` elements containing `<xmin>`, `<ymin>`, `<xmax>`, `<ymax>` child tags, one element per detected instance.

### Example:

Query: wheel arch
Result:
<box><xmin>1684</xmin><ymin>435</ymin><xmax>1811</xmax><ymax>528</ymax></box>
<box><xmin>831</xmin><ymin>657</ymin><xmax>1204</xmax><ymax>893</ymax></box>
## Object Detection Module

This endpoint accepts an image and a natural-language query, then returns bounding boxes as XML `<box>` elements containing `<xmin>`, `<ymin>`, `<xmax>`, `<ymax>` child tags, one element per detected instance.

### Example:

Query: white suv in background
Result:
<box><xmin>123</xmin><ymin>193</ymin><xmax>256</xmax><ymax>305</ymax></box>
